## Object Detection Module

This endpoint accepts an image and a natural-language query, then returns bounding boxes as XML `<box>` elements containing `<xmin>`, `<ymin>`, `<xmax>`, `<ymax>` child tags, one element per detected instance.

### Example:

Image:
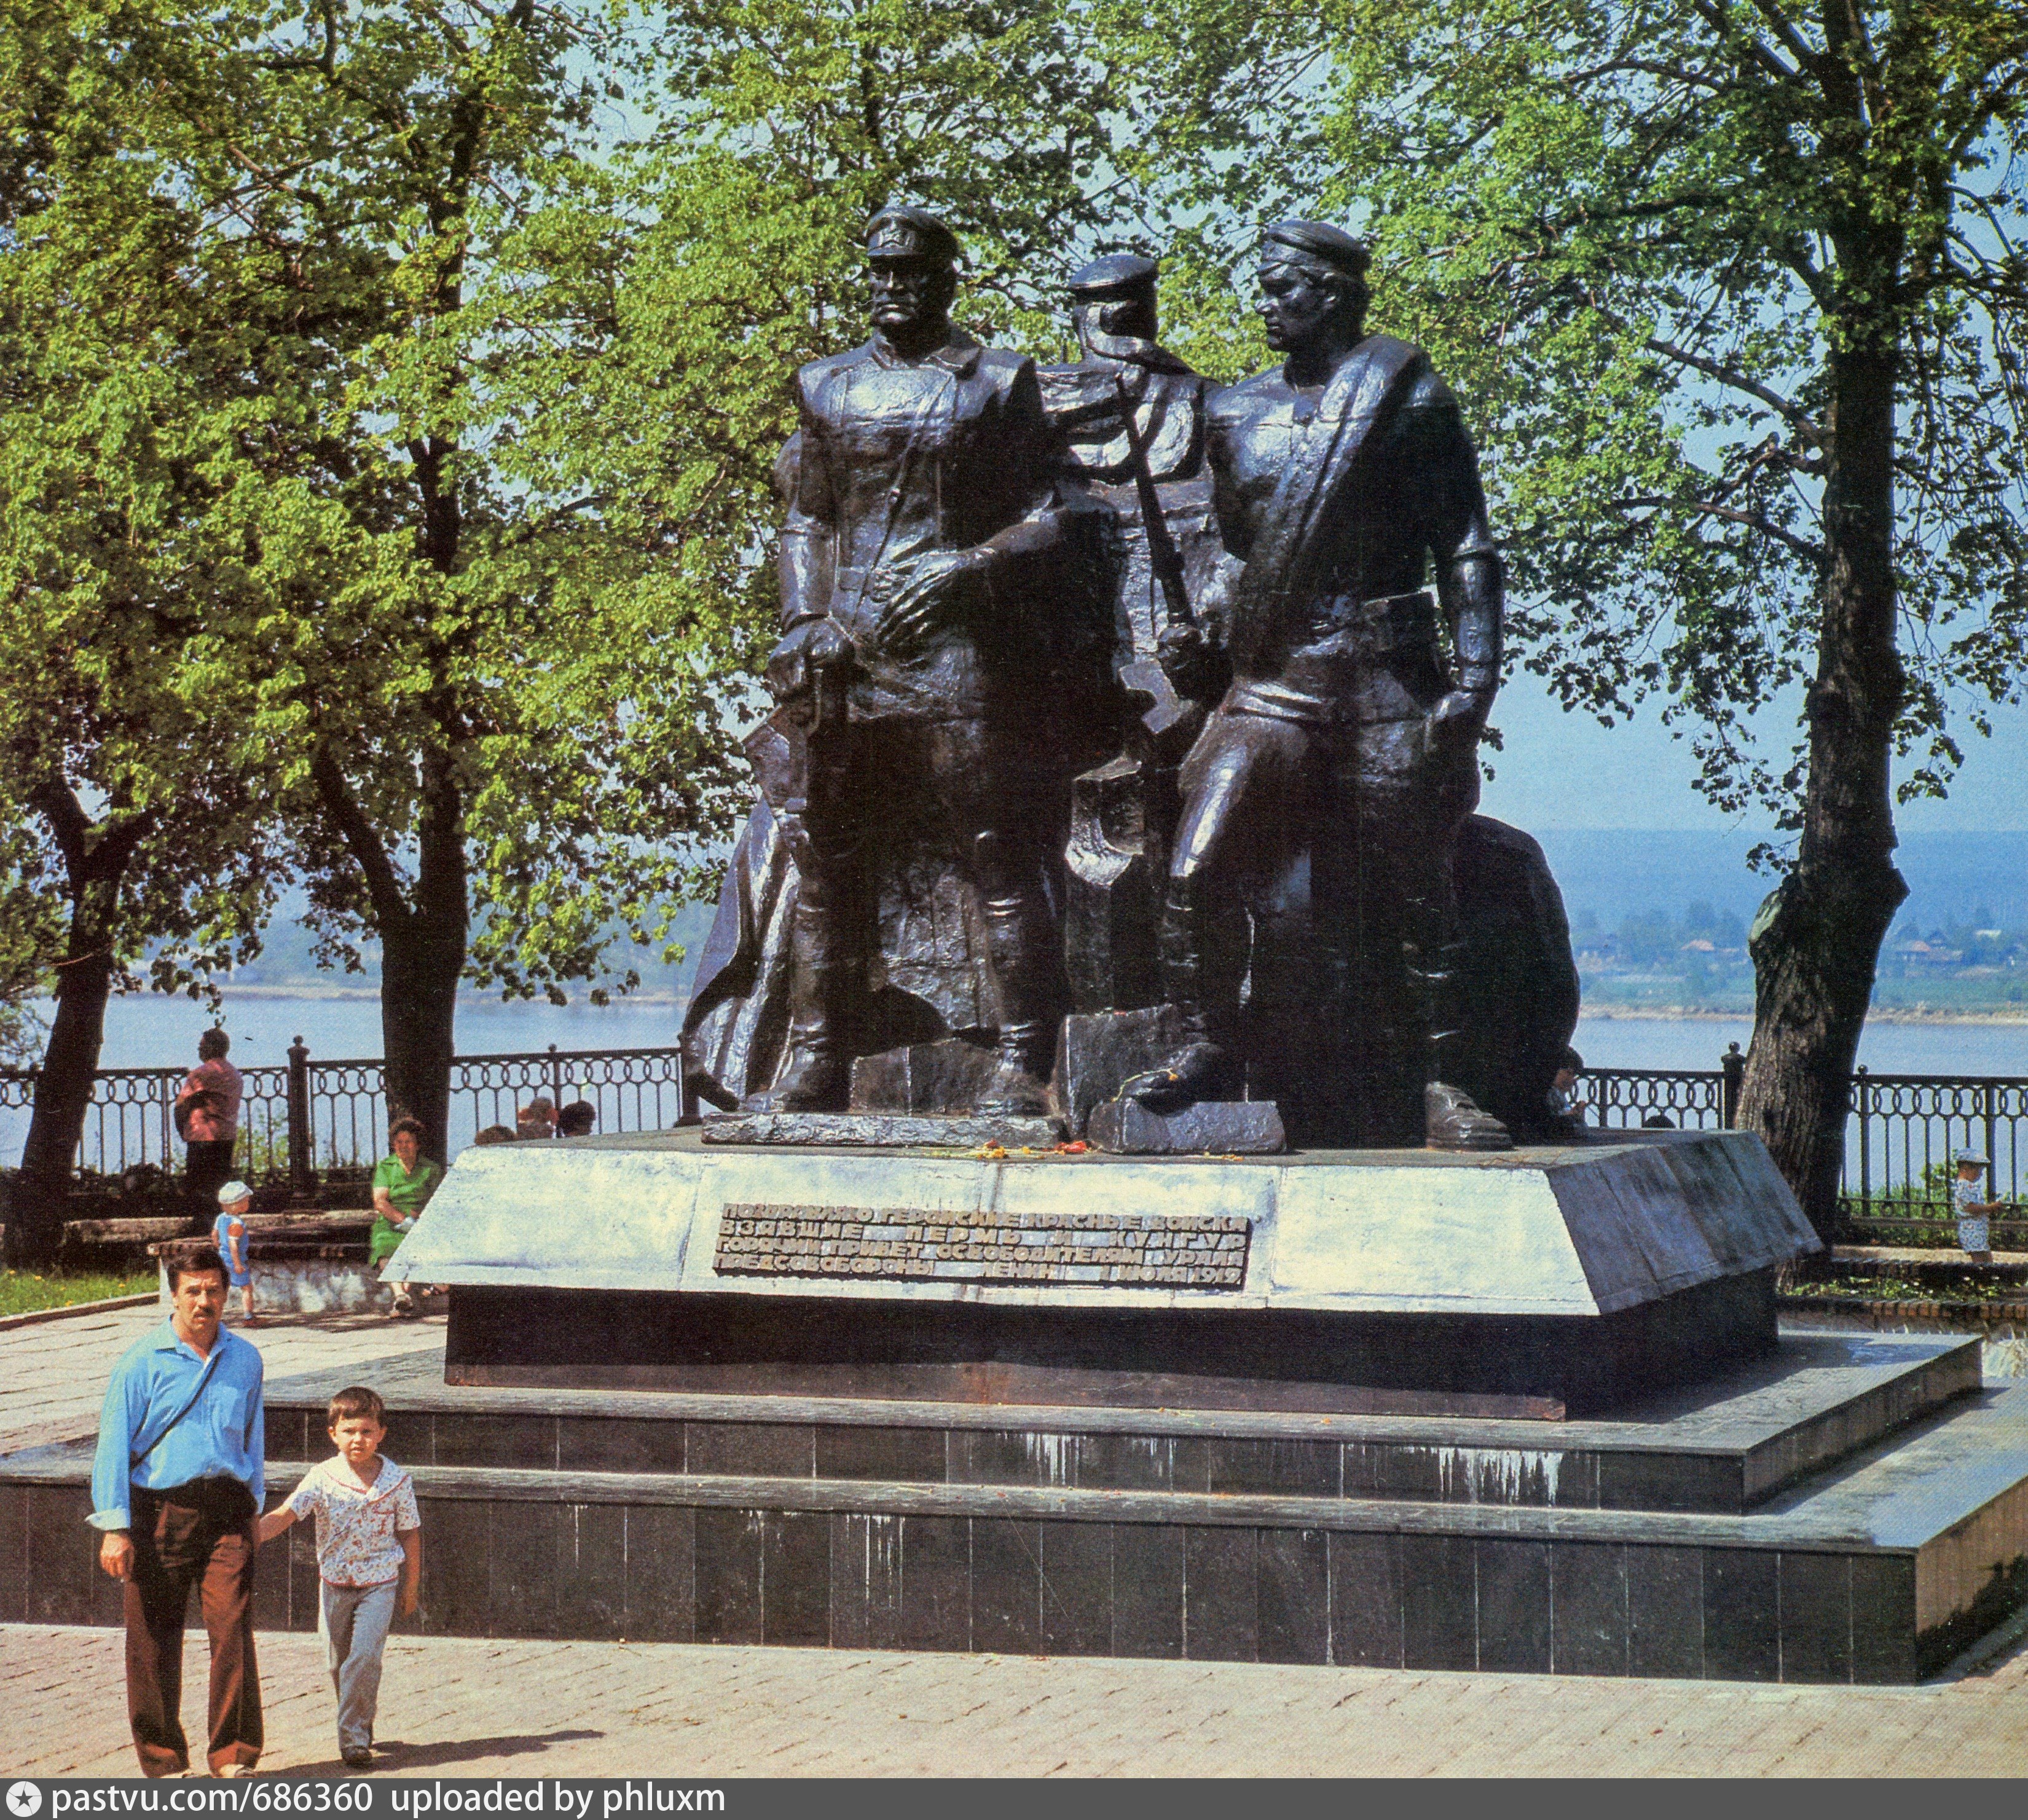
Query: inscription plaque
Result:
<box><xmin>713</xmin><ymin>1203</ymin><xmax>1251</xmax><ymax>1289</ymax></box>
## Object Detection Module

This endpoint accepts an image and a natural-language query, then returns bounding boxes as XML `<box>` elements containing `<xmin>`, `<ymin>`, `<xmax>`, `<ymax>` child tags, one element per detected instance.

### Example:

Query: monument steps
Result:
<box><xmin>254</xmin><ymin>1333</ymin><xmax>1979</xmax><ymax>1518</ymax></box>
<box><xmin>5</xmin><ymin>1340</ymin><xmax>2024</xmax><ymax>1682</ymax></box>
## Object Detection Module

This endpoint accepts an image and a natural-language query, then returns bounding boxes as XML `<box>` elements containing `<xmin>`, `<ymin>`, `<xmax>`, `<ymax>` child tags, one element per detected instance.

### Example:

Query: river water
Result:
<box><xmin>6</xmin><ymin>993</ymin><xmax>2027</xmax><ymax>1171</ymax></box>
<box><xmin>60</xmin><ymin>993</ymin><xmax>2028</xmax><ymax>1078</ymax></box>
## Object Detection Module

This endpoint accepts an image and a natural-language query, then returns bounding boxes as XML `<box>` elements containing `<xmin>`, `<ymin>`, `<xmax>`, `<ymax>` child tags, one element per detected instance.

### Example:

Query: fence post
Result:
<box><xmin>1986</xmin><ymin>1080</ymin><xmax>1999</xmax><ymax>1201</ymax></box>
<box><xmin>1720</xmin><ymin>1043</ymin><xmax>1745</xmax><ymax>1129</ymax></box>
<box><xmin>1856</xmin><ymin>1066</ymin><xmax>1871</xmax><ymax>1220</ymax></box>
<box><xmin>288</xmin><ymin>1037</ymin><xmax>313</xmax><ymax>1202</ymax></box>
<box><xmin>549</xmin><ymin>1042</ymin><xmax>564</xmax><ymax>1116</ymax></box>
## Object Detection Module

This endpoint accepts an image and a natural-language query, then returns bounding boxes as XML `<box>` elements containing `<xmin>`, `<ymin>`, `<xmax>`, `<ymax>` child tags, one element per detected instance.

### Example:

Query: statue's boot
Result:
<box><xmin>1122</xmin><ymin>1034</ymin><xmax>1234</xmax><ymax>1113</ymax></box>
<box><xmin>975</xmin><ymin>1021</ymin><xmax>1054</xmax><ymax>1118</ymax></box>
<box><xmin>1425</xmin><ymin>1080</ymin><xmax>1512</xmax><ymax>1151</ymax></box>
<box><xmin>1124</xmin><ymin>877</ymin><xmax>1239</xmax><ymax>1112</ymax></box>
<box><xmin>1416</xmin><ymin>924</ymin><xmax>1512</xmax><ymax>1151</ymax></box>
<box><xmin>745</xmin><ymin>970</ymin><xmax>850</xmax><ymax>1112</ymax></box>
<box><xmin>973</xmin><ymin>867</ymin><xmax>1058</xmax><ymax>1118</ymax></box>
<box><xmin>744</xmin><ymin>873</ymin><xmax>852</xmax><ymax>1113</ymax></box>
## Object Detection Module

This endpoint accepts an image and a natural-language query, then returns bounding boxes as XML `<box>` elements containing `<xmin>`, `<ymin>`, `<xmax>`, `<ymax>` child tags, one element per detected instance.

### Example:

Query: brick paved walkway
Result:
<box><xmin>0</xmin><ymin>1303</ymin><xmax>444</xmax><ymax>1458</ymax></box>
<box><xmin>3</xmin><ymin>1619</ymin><xmax>2026</xmax><ymax>1777</ymax></box>
<box><xmin>7</xmin><ymin>1299</ymin><xmax>2026</xmax><ymax>1777</ymax></box>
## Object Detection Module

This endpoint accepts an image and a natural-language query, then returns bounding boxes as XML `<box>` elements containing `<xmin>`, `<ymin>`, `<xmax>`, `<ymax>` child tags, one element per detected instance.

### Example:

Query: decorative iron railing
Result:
<box><xmin>4</xmin><ymin>1036</ymin><xmax>2025</xmax><ymax>1243</ymax></box>
<box><xmin>0</xmin><ymin>1039</ymin><xmax>685</xmax><ymax>1197</ymax></box>
<box><xmin>1581</xmin><ymin>1046</ymin><xmax>2028</xmax><ymax>1245</ymax></box>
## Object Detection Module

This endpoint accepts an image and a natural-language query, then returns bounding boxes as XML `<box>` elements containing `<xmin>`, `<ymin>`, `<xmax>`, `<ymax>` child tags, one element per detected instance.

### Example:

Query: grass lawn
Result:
<box><xmin>0</xmin><ymin>1268</ymin><xmax>156</xmax><ymax>1318</ymax></box>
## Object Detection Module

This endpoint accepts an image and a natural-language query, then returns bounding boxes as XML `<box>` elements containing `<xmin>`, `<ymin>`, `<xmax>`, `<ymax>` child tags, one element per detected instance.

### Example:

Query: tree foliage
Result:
<box><xmin>1289</xmin><ymin>0</ymin><xmax>2028</xmax><ymax>820</ymax></box>
<box><xmin>5</xmin><ymin>0</ymin><xmax>2022</xmax><ymax>1219</ymax></box>
<box><xmin>0</xmin><ymin>1</ymin><xmax>762</xmax><ymax>1155</ymax></box>
<box><xmin>0</xmin><ymin>3</ymin><xmax>293</xmax><ymax>1255</ymax></box>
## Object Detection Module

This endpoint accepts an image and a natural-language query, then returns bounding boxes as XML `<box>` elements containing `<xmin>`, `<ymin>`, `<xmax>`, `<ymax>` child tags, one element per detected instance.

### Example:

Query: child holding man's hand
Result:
<box><xmin>259</xmin><ymin>1385</ymin><xmax>420</xmax><ymax>1769</ymax></box>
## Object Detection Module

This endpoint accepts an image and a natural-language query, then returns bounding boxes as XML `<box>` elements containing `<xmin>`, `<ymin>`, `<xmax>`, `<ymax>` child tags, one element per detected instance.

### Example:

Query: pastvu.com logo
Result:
<box><xmin>7</xmin><ymin>1781</ymin><xmax>43</xmax><ymax>1818</ymax></box>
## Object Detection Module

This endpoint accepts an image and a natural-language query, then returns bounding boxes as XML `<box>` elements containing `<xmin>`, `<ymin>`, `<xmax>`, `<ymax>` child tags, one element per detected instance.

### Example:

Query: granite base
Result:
<box><xmin>6</xmin><ymin>1336</ymin><xmax>2023</xmax><ymax>1682</ymax></box>
<box><xmin>1087</xmin><ymin>1097</ymin><xmax>1286</xmax><ymax>1155</ymax></box>
<box><xmin>702</xmin><ymin>1112</ymin><xmax>1066</xmax><ymax>1148</ymax></box>
<box><xmin>440</xmin><ymin>1268</ymin><xmax>1780</xmax><ymax>1419</ymax></box>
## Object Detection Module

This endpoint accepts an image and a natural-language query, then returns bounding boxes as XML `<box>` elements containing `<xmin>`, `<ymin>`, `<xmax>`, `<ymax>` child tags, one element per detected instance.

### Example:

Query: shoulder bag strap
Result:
<box><xmin>129</xmin><ymin>1343</ymin><xmax>226</xmax><ymax>1469</ymax></box>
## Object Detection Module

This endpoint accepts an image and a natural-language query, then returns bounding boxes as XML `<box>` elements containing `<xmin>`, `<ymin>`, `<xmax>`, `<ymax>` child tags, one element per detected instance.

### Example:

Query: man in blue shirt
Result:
<box><xmin>90</xmin><ymin>1247</ymin><xmax>266</xmax><ymax>1777</ymax></box>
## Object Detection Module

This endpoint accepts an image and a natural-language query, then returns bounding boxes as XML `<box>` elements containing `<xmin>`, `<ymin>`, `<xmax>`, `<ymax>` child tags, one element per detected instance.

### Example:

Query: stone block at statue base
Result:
<box><xmin>1054</xmin><ymin>1004</ymin><xmax>1189</xmax><ymax>1136</ymax></box>
<box><xmin>1088</xmin><ymin>1095</ymin><xmax>1285</xmax><ymax>1155</ymax></box>
<box><xmin>849</xmin><ymin>1037</ymin><xmax>998</xmax><ymax>1114</ymax></box>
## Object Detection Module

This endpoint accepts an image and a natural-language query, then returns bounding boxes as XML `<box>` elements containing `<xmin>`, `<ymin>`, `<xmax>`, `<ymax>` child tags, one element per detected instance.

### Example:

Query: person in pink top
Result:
<box><xmin>177</xmin><ymin>1030</ymin><xmax>243</xmax><ymax>1223</ymax></box>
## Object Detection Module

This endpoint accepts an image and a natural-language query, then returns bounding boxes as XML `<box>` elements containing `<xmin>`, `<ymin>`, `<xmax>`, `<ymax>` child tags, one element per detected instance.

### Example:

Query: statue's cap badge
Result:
<box><xmin>1068</xmin><ymin>252</ymin><xmax>1158</xmax><ymax>299</ymax></box>
<box><xmin>867</xmin><ymin>205</ymin><xmax>961</xmax><ymax>264</ymax></box>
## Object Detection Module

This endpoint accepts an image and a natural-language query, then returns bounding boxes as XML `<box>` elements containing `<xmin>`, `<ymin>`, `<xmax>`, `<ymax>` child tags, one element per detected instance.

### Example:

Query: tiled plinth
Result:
<box><xmin>7</xmin><ymin>1338</ymin><xmax>2025</xmax><ymax>1683</ymax></box>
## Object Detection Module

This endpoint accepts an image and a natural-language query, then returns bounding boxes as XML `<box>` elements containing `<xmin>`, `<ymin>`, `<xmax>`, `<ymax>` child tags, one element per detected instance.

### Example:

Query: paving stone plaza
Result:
<box><xmin>2</xmin><ymin>1303</ymin><xmax>2025</xmax><ymax>1778</ymax></box>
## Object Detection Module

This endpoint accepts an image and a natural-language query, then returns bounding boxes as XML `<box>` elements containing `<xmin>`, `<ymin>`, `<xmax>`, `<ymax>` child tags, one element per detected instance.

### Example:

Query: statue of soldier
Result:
<box><xmin>1040</xmin><ymin>253</ymin><xmax>1213</xmax><ymax>654</ymax></box>
<box><xmin>752</xmin><ymin>204</ymin><xmax>1074</xmax><ymax>1117</ymax></box>
<box><xmin>1128</xmin><ymin>219</ymin><xmax>1513</xmax><ymax>1150</ymax></box>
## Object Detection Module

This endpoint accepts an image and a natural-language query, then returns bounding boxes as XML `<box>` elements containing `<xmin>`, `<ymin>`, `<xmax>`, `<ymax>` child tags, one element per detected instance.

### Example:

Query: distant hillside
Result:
<box><xmin>210</xmin><ymin>893</ymin><xmax>722</xmax><ymax>1001</ymax></box>
<box><xmin>1534</xmin><ymin>829</ymin><xmax>2028</xmax><ymax>933</ymax></box>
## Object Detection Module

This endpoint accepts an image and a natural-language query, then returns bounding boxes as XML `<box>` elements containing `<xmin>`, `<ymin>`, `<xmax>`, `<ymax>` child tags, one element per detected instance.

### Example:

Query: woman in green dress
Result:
<box><xmin>370</xmin><ymin>1116</ymin><xmax>443</xmax><ymax>1317</ymax></box>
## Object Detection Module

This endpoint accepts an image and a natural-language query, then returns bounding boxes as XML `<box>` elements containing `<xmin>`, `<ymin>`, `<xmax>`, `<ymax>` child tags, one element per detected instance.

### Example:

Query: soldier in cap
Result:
<box><xmin>753</xmin><ymin>203</ymin><xmax>1077</xmax><ymax>1115</ymax></box>
<box><xmin>1041</xmin><ymin>253</ymin><xmax>1216</xmax><ymax>658</ymax></box>
<box><xmin>1125</xmin><ymin>219</ymin><xmax>1512</xmax><ymax>1148</ymax></box>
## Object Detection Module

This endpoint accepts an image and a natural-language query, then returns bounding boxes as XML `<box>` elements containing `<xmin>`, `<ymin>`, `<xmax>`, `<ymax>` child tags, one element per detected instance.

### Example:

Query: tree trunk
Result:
<box><xmin>311</xmin><ymin>742</ymin><xmax>468</xmax><ymax>1169</ymax></box>
<box><xmin>9</xmin><ymin>884</ymin><xmax>119</xmax><ymax>1267</ymax></box>
<box><xmin>375</xmin><ymin>751</ymin><xmax>468</xmax><ymax>1166</ymax></box>
<box><xmin>1739</xmin><ymin>337</ymin><xmax>1906</xmax><ymax>1239</ymax></box>
<box><xmin>379</xmin><ymin>924</ymin><xmax>463</xmax><ymax>1165</ymax></box>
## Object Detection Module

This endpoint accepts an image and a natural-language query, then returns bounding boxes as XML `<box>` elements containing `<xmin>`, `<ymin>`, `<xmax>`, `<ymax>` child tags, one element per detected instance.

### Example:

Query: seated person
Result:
<box><xmin>515</xmin><ymin>1099</ymin><xmax>556</xmax><ymax>1141</ymax></box>
<box><xmin>557</xmin><ymin>1100</ymin><xmax>597</xmax><ymax>1138</ymax></box>
<box><xmin>472</xmin><ymin>1124</ymin><xmax>518</xmax><ymax>1146</ymax></box>
<box><xmin>1546</xmin><ymin>1048</ymin><xmax>1587</xmax><ymax>1134</ymax></box>
<box><xmin>369</xmin><ymin>1117</ymin><xmax>443</xmax><ymax>1318</ymax></box>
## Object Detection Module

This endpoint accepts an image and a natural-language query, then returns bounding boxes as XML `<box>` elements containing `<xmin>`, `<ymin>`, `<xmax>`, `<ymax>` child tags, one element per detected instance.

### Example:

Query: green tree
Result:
<box><xmin>22</xmin><ymin>1</ymin><xmax>750</xmax><ymax>1159</ymax></box>
<box><xmin>0</xmin><ymin>863</ymin><xmax>53</xmax><ymax>1069</ymax></box>
<box><xmin>1278</xmin><ymin>0</ymin><xmax>2028</xmax><ymax>1230</ymax></box>
<box><xmin>0</xmin><ymin>4</ymin><xmax>285</xmax><ymax>1261</ymax></box>
<box><xmin>549</xmin><ymin>0</ymin><xmax>1203</xmax><ymax>696</ymax></box>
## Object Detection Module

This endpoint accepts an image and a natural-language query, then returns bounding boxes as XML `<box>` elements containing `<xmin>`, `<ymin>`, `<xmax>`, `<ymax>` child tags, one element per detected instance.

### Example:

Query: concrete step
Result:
<box><xmin>259</xmin><ymin>1332</ymin><xmax>1981</xmax><ymax>1518</ymax></box>
<box><xmin>9</xmin><ymin>1376</ymin><xmax>2026</xmax><ymax>1683</ymax></box>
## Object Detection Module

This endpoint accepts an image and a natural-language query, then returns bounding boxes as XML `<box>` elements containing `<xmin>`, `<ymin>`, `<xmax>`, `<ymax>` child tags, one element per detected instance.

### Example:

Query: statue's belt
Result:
<box><xmin>1295</xmin><ymin>587</ymin><xmax>1438</xmax><ymax>648</ymax></box>
<box><xmin>1217</xmin><ymin>590</ymin><xmax>1445</xmax><ymax>729</ymax></box>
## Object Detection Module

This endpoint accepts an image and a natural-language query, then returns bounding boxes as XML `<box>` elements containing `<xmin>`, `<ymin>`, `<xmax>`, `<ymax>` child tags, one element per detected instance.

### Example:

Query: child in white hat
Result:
<box><xmin>213</xmin><ymin>1180</ymin><xmax>257</xmax><ymax>1326</ymax></box>
<box><xmin>1952</xmin><ymin>1149</ymin><xmax>1999</xmax><ymax>1263</ymax></box>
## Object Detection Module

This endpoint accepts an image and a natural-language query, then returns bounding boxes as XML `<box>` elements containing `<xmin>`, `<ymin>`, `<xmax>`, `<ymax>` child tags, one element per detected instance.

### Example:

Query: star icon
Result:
<box><xmin>7</xmin><ymin>1783</ymin><xmax>43</xmax><ymax>1818</ymax></box>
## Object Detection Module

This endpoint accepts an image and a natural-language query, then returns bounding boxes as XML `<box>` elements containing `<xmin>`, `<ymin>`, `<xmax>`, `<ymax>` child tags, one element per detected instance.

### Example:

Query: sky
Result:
<box><xmin>1476</xmin><ymin>660</ymin><xmax>2028</xmax><ymax>835</ymax></box>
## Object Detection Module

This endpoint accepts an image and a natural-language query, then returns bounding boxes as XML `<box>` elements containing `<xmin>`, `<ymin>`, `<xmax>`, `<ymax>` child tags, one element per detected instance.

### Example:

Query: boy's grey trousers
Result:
<box><xmin>320</xmin><ymin>1579</ymin><xmax>398</xmax><ymax>1753</ymax></box>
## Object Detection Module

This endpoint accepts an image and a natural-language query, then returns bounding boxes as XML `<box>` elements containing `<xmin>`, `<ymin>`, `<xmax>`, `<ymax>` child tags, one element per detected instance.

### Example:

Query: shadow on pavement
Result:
<box><xmin>278</xmin><ymin>1732</ymin><xmax>606</xmax><ymax>1776</ymax></box>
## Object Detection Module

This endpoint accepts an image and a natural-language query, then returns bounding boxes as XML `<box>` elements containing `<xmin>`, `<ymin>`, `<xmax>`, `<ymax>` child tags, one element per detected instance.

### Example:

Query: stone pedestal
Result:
<box><xmin>387</xmin><ymin>1126</ymin><xmax>1815</xmax><ymax>1416</ymax></box>
<box><xmin>1087</xmin><ymin>1097</ymin><xmax>1286</xmax><ymax>1155</ymax></box>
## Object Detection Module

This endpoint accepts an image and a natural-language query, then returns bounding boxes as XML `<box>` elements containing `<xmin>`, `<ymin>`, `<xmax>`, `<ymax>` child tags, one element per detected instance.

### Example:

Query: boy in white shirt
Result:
<box><xmin>258</xmin><ymin>1386</ymin><xmax>421</xmax><ymax>1768</ymax></box>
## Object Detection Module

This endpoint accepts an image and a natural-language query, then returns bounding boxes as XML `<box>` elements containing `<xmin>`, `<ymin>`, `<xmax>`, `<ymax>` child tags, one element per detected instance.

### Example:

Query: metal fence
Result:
<box><xmin>5</xmin><ymin>1037</ymin><xmax>2026</xmax><ymax>1242</ymax></box>
<box><xmin>0</xmin><ymin>1038</ymin><xmax>686</xmax><ymax>1198</ymax></box>
<box><xmin>1580</xmin><ymin>1045</ymin><xmax>2028</xmax><ymax>1244</ymax></box>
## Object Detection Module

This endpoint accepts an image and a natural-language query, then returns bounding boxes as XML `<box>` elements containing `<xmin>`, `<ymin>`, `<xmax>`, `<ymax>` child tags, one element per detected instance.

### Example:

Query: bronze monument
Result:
<box><xmin>682</xmin><ymin>208</ymin><xmax>1575</xmax><ymax>1150</ymax></box>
